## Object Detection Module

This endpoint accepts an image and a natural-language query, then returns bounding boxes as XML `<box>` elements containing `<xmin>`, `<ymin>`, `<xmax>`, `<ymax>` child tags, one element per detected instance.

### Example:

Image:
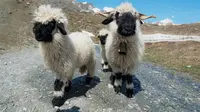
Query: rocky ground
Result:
<box><xmin>0</xmin><ymin>46</ymin><xmax>199</xmax><ymax>112</ymax></box>
<box><xmin>0</xmin><ymin>1</ymin><xmax>200</xmax><ymax>112</ymax></box>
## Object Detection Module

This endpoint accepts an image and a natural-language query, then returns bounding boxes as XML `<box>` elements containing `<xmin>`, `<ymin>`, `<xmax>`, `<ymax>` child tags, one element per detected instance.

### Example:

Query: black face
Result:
<box><xmin>33</xmin><ymin>20</ymin><xmax>67</xmax><ymax>42</ymax></box>
<box><xmin>116</xmin><ymin>12</ymin><xmax>136</xmax><ymax>36</ymax></box>
<box><xmin>98</xmin><ymin>34</ymin><xmax>108</xmax><ymax>45</ymax></box>
<box><xmin>102</xmin><ymin>12</ymin><xmax>137</xmax><ymax>37</ymax></box>
<box><xmin>33</xmin><ymin>20</ymin><xmax>56</xmax><ymax>42</ymax></box>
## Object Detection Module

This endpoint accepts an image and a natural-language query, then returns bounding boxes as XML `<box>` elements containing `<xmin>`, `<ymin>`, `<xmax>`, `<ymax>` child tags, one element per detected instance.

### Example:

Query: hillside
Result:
<box><xmin>0</xmin><ymin>0</ymin><xmax>200</xmax><ymax>53</ymax></box>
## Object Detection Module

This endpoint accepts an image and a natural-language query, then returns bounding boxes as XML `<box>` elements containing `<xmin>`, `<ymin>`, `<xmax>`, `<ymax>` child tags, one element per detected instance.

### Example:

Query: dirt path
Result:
<box><xmin>0</xmin><ymin>46</ymin><xmax>199</xmax><ymax>112</ymax></box>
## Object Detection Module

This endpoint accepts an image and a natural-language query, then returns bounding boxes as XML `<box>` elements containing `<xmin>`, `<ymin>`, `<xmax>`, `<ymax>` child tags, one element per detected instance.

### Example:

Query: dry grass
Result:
<box><xmin>144</xmin><ymin>41</ymin><xmax>200</xmax><ymax>79</ymax></box>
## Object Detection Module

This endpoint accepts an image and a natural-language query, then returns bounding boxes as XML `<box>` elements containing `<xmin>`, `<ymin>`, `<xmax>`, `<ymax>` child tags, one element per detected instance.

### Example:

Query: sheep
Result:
<box><xmin>32</xmin><ymin>5</ymin><xmax>96</xmax><ymax>108</ymax></box>
<box><xmin>97</xmin><ymin>2</ymin><xmax>156</xmax><ymax>98</ymax></box>
<box><xmin>97</xmin><ymin>28</ymin><xmax>112</xmax><ymax>72</ymax></box>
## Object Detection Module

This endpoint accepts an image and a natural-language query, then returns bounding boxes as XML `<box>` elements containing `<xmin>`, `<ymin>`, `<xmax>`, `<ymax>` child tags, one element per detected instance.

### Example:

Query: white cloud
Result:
<box><xmin>171</xmin><ymin>16</ymin><xmax>175</xmax><ymax>18</ymax></box>
<box><xmin>103</xmin><ymin>7</ymin><xmax>114</xmax><ymax>12</ymax></box>
<box><xmin>155</xmin><ymin>18</ymin><xmax>175</xmax><ymax>25</ymax></box>
<box><xmin>92</xmin><ymin>8</ymin><xmax>101</xmax><ymax>13</ymax></box>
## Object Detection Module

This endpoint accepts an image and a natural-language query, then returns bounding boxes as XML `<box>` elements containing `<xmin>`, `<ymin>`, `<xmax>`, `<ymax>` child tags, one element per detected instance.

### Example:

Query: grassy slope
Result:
<box><xmin>145</xmin><ymin>41</ymin><xmax>200</xmax><ymax>80</ymax></box>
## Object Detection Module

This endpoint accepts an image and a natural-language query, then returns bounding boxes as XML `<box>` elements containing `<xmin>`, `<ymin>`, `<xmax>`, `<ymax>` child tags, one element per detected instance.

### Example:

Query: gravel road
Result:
<box><xmin>0</xmin><ymin>46</ymin><xmax>199</xmax><ymax>112</ymax></box>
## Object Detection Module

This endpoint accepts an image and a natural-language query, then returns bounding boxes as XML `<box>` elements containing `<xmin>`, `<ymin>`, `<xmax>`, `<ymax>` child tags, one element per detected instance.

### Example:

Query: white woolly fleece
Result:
<box><xmin>34</xmin><ymin>5</ymin><xmax>96</xmax><ymax>80</ymax></box>
<box><xmin>33</xmin><ymin>5</ymin><xmax>68</xmax><ymax>24</ymax></box>
<box><xmin>105</xmin><ymin>2</ymin><xmax>145</xmax><ymax>74</ymax></box>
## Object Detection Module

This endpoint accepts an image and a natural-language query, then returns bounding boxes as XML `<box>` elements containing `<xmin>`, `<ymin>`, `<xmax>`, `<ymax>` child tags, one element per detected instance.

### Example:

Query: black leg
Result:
<box><xmin>64</xmin><ymin>81</ymin><xmax>71</xmax><ymax>92</ymax></box>
<box><xmin>126</xmin><ymin>74</ymin><xmax>133</xmax><ymax>98</ymax></box>
<box><xmin>109</xmin><ymin>73</ymin><xmax>115</xmax><ymax>86</ymax></box>
<box><xmin>114</xmin><ymin>72</ymin><xmax>122</xmax><ymax>93</ymax></box>
<box><xmin>52</xmin><ymin>79</ymin><xmax>65</xmax><ymax>108</ymax></box>
<box><xmin>103</xmin><ymin>62</ymin><xmax>109</xmax><ymax>72</ymax></box>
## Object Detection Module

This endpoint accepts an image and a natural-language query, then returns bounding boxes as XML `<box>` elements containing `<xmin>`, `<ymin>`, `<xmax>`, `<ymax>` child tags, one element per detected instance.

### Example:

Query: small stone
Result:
<box><xmin>128</xmin><ymin>104</ymin><xmax>134</xmax><ymax>109</ymax></box>
<box><xmin>39</xmin><ymin>95</ymin><xmax>43</xmax><ymax>98</ymax></box>
<box><xmin>108</xmin><ymin>84</ymin><xmax>113</xmax><ymax>89</ymax></box>
<box><xmin>143</xmin><ymin>105</ymin><xmax>150</xmax><ymax>111</ymax></box>
<box><xmin>4</xmin><ymin>62</ymin><xmax>7</xmax><ymax>65</ymax></box>
<box><xmin>23</xmin><ymin>107</ymin><xmax>27</xmax><ymax>111</ymax></box>
<box><xmin>186</xmin><ymin>65</ymin><xmax>192</xmax><ymax>68</ymax></box>
<box><xmin>64</xmin><ymin>101</ymin><xmax>70</xmax><ymax>105</ymax></box>
<box><xmin>152</xmin><ymin>71</ymin><xmax>160</xmax><ymax>74</ymax></box>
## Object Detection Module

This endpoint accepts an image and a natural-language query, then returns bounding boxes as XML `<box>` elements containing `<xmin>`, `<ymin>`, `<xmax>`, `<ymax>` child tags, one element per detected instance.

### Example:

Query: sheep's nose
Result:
<box><xmin>124</xmin><ymin>23</ymin><xmax>132</xmax><ymax>31</ymax></box>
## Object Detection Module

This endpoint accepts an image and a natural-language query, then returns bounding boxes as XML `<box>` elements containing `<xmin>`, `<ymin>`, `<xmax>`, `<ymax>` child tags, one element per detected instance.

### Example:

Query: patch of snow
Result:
<box><xmin>82</xmin><ymin>30</ymin><xmax>95</xmax><ymax>37</ymax></box>
<box><xmin>143</xmin><ymin>34</ymin><xmax>200</xmax><ymax>43</ymax></box>
<box><xmin>103</xmin><ymin>7</ymin><xmax>114</xmax><ymax>12</ymax></box>
<box><xmin>92</xmin><ymin>8</ymin><xmax>101</xmax><ymax>13</ymax></box>
<box><xmin>82</xmin><ymin>2</ymin><xmax>87</xmax><ymax>4</ymax></box>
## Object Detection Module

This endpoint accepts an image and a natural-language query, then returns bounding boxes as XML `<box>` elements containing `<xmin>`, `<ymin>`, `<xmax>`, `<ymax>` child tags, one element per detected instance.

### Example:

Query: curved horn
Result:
<box><xmin>139</xmin><ymin>13</ymin><xmax>156</xmax><ymax>20</ymax></box>
<box><xmin>95</xmin><ymin>12</ymin><xmax>110</xmax><ymax>18</ymax></box>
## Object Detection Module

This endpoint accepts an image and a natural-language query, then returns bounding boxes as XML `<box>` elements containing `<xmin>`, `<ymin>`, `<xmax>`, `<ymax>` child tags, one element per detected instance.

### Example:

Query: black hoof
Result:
<box><xmin>114</xmin><ymin>86</ymin><xmax>121</xmax><ymax>93</ymax></box>
<box><xmin>85</xmin><ymin>76</ymin><xmax>93</xmax><ymax>86</ymax></box>
<box><xmin>52</xmin><ymin>96</ymin><xmax>65</xmax><ymax>107</ymax></box>
<box><xmin>109</xmin><ymin>75</ymin><xmax>115</xmax><ymax>86</ymax></box>
<box><xmin>54</xmin><ymin>79</ymin><xmax>64</xmax><ymax>91</ymax></box>
<box><xmin>64</xmin><ymin>81</ymin><xmax>71</xmax><ymax>92</ymax></box>
<box><xmin>103</xmin><ymin>69</ymin><xmax>109</xmax><ymax>72</ymax></box>
<box><xmin>126</xmin><ymin>89</ymin><xmax>133</xmax><ymax>98</ymax></box>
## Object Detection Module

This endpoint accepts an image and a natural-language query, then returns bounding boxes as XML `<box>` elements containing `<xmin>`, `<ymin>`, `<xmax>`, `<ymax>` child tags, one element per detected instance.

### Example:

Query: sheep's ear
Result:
<box><xmin>57</xmin><ymin>23</ymin><xmax>67</xmax><ymax>35</ymax></box>
<box><xmin>33</xmin><ymin>22</ymin><xmax>40</xmax><ymax>33</ymax></box>
<box><xmin>102</xmin><ymin>15</ymin><xmax>114</xmax><ymax>25</ymax></box>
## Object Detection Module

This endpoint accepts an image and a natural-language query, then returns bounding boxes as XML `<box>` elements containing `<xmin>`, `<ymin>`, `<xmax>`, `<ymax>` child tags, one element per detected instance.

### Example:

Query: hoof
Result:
<box><xmin>64</xmin><ymin>81</ymin><xmax>71</xmax><ymax>92</ymax></box>
<box><xmin>52</xmin><ymin>97</ymin><xmax>65</xmax><ymax>107</ymax></box>
<box><xmin>109</xmin><ymin>75</ymin><xmax>115</xmax><ymax>86</ymax></box>
<box><xmin>114</xmin><ymin>86</ymin><xmax>121</xmax><ymax>93</ymax></box>
<box><xmin>126</xmin><ymin>89</ymin><xmax>133</xmax><ymax>98</ymax></box>
<box><xmin>102</xmin><ymin>68</ymin><xmax>109</xmax><ymax>72</ymax></box>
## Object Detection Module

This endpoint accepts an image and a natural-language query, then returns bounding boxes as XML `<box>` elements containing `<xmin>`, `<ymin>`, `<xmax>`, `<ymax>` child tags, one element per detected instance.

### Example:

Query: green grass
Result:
<box><xmin>144</xmin><ymin>42</ymin><xmax>200</xmax><ymax>80</ymax></box>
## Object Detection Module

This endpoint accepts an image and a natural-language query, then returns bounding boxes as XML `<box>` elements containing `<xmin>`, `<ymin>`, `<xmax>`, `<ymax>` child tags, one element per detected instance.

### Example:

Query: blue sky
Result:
<box><xmin>77</xmin><ymin>0</ymin><xmax>200</xmax><ymax>24</ymax></box>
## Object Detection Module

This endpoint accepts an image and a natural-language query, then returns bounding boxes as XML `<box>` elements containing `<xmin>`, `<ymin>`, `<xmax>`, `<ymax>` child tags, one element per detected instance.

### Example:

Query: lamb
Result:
<box><xmin>97</xmin><ymin>2</ymin><xmax>156</xmax><ymax>98</ymax></box>
<box><xmin>97</xmin><ymin>28</ymin><xmax>112</xmax><ymax>72</ymax></box>
<box><xmin>32</xmin><ymin>5</ymin><xmax>96</xmax><ymax>108</ymax></box>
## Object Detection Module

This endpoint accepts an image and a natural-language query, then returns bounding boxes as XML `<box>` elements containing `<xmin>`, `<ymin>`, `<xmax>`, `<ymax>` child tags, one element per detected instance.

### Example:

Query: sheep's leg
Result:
<box><xmin>52</xmin><ymin>78</ymin><xmax>66</xmax><ymax>109</ymax></box>
<box><xmin>85</xmin><ymin>59</ymin><xmax>96</xmax><ymax>85</ymax></box>
<box><xmin>101</xmin><ymin>59</ymin><xmax>104</xmax><ymax>67</ymax></box>
<box><xmin>125</xmin><ymin>74</ymin><xmax>134</xmax><ymax>98</ymax></box>
<box><xmin>53</xmin><ymin>78</ymin><xmax>64</xmax><ymax>97</ymax></box>
<box><xmin>109</xmin><ymin>72</ymin><xmax>115</xmax><ymax>86</ymax></box>
<box><xmin>113</xmin><ymin>72</ymin><xmax>122</xmax><ymax>93</ymax></box>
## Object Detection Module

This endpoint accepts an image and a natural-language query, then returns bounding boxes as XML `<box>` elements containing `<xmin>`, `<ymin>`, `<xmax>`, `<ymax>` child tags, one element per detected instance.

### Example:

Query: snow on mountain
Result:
<box><xmin>92</xmin><ymin>8</ymin><xmax>101</xmax><ymax>13</ymax></box>
<box><xmin>82</xmin><ymin>2</ymin><xmax>87</xmax><ymax>4</ymax></box>
<box><xmin>103</xmin><ymin>7</ymin><xmax>114</xmax><ymax>12</ymax></box>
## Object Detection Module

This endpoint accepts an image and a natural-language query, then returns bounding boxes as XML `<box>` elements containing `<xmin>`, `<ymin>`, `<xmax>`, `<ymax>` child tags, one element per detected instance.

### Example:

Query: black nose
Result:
<box><xmin>124</xmin><ymin>23</ymin><xmax>132</xmax><ymax>31</ymax></box>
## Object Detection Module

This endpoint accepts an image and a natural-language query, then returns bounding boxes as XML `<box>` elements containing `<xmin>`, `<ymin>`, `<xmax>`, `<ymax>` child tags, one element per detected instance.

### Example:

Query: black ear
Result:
<box><xmin>105</xmin><ymin>34</ymin><xmax>108</xmax><ymax>37</ymax></box>
<box><xmin>57</xmin><ymin>23</ymin><xmax>67</xmax><ymax>35</ymax></box>
<box><xmin>33</xmin><ymin>22</ymin><xmax>40</xmax><ymax>34</ymax></box>
<box><xmin>102</xmin><ymin>16</ymin><xmax>114</xmax><ymax>25</ymax></box>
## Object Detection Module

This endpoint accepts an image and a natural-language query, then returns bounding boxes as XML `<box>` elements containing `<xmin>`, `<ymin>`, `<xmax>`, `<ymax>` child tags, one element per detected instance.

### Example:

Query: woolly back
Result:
<box><xmin>33</xmin><ymin>5</ymin><xmax>68</xmax><ymax>25</ymax></box>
